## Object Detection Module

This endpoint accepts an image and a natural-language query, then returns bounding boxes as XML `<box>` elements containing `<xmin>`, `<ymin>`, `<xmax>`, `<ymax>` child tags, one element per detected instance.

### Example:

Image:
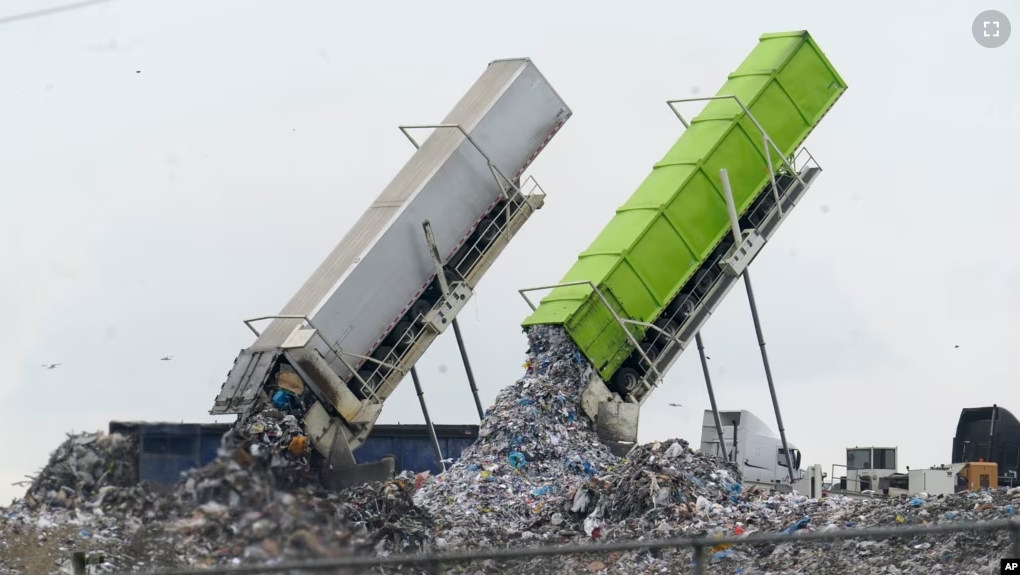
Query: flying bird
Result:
<box><xmin>41</xmin><ymin>363</ymin><xmax>61</xmax><ymax>370</ymax></box>
<box><xmin>160</xmin><ymin>355</ymin><xmax>174</xmax><ymax>361</ymax></box>
<box><xmin>955</xmin><ymin>345</ymin><xmax>960</xmax><ymax>349</ymax></box>
<box><xmin>668</xmin><ymin>403</ymin><xmax>682</xmax><ymax>408</ymax></box>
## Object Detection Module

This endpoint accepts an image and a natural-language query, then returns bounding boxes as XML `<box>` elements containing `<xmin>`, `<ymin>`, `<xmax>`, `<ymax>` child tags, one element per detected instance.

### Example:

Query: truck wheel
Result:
<box><xmin>654</xmin><ymin>317</ymin><xmax>680</xmax><ymax>337</ymax></box>
<box><xmin>666</xmin><ymin>295</ymin><xmax>696</xmax><ymax>320</ymax></box>
<box><xmin>612</xmin><ymin>367</ymin><xmax>642</xmax><ymax>395</ymax></box>
<box><xmin>748</xmin><ymin>208</ymin><xmax>764</xmax><ymax>227</ymax></box>
<box><xmin>638</xmin><ymin>342</ymin><xmax>660</xmax><ymax>371</ymax></box>
<box><xmin>356</xmin><ymin>369</ymin><xmax>381</xmax><ymax>394</ymax></box>
<box><xmin>409</xmin><ymin>299</ymin><xmax>432</xmax><ymax>323</ymax></box>
<box><xmin>477</xmin><ymin>218</ymin><xmax>498</xmax><ymax>244</ymax></box>
<box><xmin>387</xmin><ymin>321</ymin><xmax>415</xmax><ymax>346</ymax></box>
<box><xmin>371</xmin><ymin>346</ymin><xmax>394</xmax><ymax>362</ymax></box>
<box><xmin>693</xmin><ymin>270</ymin><xmax>713</xmax><ymax>297</ymax></box>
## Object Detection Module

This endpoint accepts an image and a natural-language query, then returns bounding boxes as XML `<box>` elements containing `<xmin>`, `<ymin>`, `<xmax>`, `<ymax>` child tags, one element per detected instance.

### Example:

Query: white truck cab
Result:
<box><xmin>700</xmin><ymin>409</ymin><xmax>805</xmax><ymax>484</ymax></box>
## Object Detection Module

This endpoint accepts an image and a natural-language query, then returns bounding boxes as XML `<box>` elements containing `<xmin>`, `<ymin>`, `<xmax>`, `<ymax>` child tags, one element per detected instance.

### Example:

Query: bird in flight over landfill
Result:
<box><xmin>41</xmin><ymin>363</ymin><xmax>61</xmax><ymax>370</ymax></box>
<box><xmin>160</xmin><ymin>355</ymin><xmax>174</xmax><ymax>361</ymax></box>
<box><xmin>668</xmin><ymin>403</ymin><xmax>682</xmax><ymax>407</ymax></box>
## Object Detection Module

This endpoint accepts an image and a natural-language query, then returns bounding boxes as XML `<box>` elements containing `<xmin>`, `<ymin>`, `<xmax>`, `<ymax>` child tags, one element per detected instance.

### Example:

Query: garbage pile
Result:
<box><xmin>492</xmin><ymin>487</ymin><xmax>1020</xmax><ymax>575</ymax></box>
<box><xmin>415</xmin><ymin>326</ymin><xmax>1020</xmax><ymax>574</ymax></box>
<box><xmin>21</xmin><ymin>432</ymin><xmax>139</xmax><ymax>510</ymax></box>
<box><xmin>414</xmin><ymin>326</ymin><xmax>773</xmax><ymax>551</ymax></box>
<box><xmin>2</xmin><ymin>438</ymin><xmax>433</xmax><ymax>574</ymax></box>
<box><xmin>6</xmin><ymin>325</ymin><xmax>1020</xmax><ymax>574</ymax></box>
<box><xmin>162</xmin><ymin>457</ymin><xmax>434</xmax><ymax>568</ymax></box>
<box><xmin>413</xmin><ymin>325</ymin><xmax>620</xmax><ymax>547</ymax></box>
<box><xmin>217</xmin><ymin>369</ymin><xmax>317</xmax><ymax>481</ymax></box>
<box><xmin>577</xmin><ymin>438</ymin><xmax>745</xmax><ymax>533</ymax></box>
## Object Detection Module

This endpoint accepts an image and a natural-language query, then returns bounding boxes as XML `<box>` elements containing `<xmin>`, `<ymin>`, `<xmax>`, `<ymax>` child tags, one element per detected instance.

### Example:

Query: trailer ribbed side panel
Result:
<box><xmin>522</xmin><ymin>31</ymin><xmax>846</xmax><ymax>381</ymax></box>
<box><xmin>254</xmin><ymin>61</ymin><xmax>526</xmax><ymax>348</ymax></box>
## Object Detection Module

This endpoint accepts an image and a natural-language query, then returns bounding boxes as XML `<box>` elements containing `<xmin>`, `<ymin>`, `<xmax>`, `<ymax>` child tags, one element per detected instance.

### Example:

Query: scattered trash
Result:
<box><xmin>3</xmin><ymin>326</ymin><xmax>1019</xmax><ymax>574</ymax></box>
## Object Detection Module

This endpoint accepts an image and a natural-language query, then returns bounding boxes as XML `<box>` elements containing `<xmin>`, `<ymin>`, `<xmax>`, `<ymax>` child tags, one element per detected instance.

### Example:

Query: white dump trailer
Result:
<box><xmin>210</xmin><ymin>58</ymin><xmax>572</xmax><ymax>485</ymax></box>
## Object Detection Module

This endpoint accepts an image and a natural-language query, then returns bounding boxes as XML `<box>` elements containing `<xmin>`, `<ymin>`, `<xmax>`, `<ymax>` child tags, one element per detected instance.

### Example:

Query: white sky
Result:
<box><xmin>1</xmin><ymin>0</ymin><xmax>1018</xmax><ymax>505</ymax></box>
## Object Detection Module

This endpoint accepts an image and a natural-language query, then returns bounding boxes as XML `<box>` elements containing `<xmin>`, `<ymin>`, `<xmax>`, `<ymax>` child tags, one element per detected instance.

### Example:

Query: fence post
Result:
<box><xmin>1011</xmin><ymin>517</ymin><xmax>1020</xmax><ymax>558</ymax></box>
<box><xmin>71</xmin><ymin>551</ymin><xmax>87</xmax><ymax>575</ymax></box>
<box><xmin>692</xmin><ymin>540</ymin><xmax>706</xmax><ymax>575</ymax></box>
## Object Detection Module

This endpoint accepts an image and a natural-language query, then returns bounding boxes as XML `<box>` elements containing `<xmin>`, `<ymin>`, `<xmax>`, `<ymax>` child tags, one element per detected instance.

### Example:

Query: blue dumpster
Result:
<box><xmin>109</xmin><ymin>421</ymin><xmax>478</xmax><ymax>485</ymax></box>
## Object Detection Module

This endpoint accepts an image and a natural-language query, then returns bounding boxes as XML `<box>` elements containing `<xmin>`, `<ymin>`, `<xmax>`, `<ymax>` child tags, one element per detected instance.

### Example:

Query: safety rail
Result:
<box><xmin>165</xmin><ymin>516</ymin><xmax>1020</xmax><ymax>576</ymax></box>
<box><xmin>352</xmin><ymin>285</ymin><xmax>464</xmax><ymax>397</ymax></box>
<box><xmin>516</xmin><ymin>145</ymin><xmax>819</xmax><ymax>402</ymax></box>
<box><xmin>334</xmin><ymin>121</ymin><xmax>554</xmax><ymax>413</ymax></box>
<box><xmin>666</xmin><ymin>94</ymin><xmax>811</xmax><ymax>220</ymax></box>
<box><xmin>627</xmin><ymin>146</ymin><xmax>822</xmax><ymax>401</ymax></box>
<box><xmin>519</xmin><ymin>280</ymin><xmax>664</xmax><ymax>403</ymax></box>
<box><xmin>452</xmin><ymin>175</ymin><xmax>546</xmax><ymax>282</ymax></box>
<box><xmin>827</xmin><ymin>463</ymin><xmax>900</xmax><ymax>497</ymax></box>
<box><xmin>642</xmin><ymin>148</ymin><xmax>815</xmax><ymax>348</ymax></box>
<box><xmin>398</xmin><ymin>123</ymin><xmax>547</xmax><ymax>285</ymax></box>
<box><xmin>518</xmin><ymin>92</ymin><xmax>824</xmax><ymax>402</ymax></box>
<box><xmin>241</xmin><ymin>314</ymin><xmax>402</xmax><ymax>405</ymax></box>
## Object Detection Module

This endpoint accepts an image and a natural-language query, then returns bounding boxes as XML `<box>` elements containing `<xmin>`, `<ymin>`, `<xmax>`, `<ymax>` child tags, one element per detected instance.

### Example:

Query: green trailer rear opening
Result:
<box><xmin>521</xmin><ymin>31</ymin><xmax>846</xmax><ymax>396</ymax></box>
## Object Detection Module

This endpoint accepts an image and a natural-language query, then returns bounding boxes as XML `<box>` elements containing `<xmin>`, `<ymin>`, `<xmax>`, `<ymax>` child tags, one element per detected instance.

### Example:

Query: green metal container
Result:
<box><xmin>522</xmin><ymin>31</ymin><xmax>847</xmax><ymax>382</ymax></box>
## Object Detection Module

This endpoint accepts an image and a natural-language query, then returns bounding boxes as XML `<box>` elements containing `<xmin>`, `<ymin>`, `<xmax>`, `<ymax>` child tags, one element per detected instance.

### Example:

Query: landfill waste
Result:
<box><xmin>217</xmin><ymin>368</ymin><xmax>318</xmax><ymax>483</ymax></box>
<box><xmin>1</xmin><ymin>430</ymin><xmax>432</xmax><ymax>573</ymax></box>
<box><xmin>4</xmin><ymin>325</ymin><xmax>1020</xmax><ymax>574</ymax></box>
<box><xmin>413</xmin><ymin>325</ymin><xmax>621</xmax><ymax>547</ymax></box>
<box><xmin>20</xmin><ymin>431</ymin><xmax>139</xmax><ymax>510</ymax></box>
<box><xmin>414</xmin><ymin>326</ymin><xmax>1020</xmax><ymax>574</ymax></box>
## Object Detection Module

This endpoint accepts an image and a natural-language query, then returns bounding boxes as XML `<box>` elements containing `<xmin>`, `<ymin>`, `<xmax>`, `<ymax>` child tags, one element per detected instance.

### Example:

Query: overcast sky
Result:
<box><xmin>2</xmin><ymin>0</ymin><xmax>1018</xmax><ymax>505</ymax></box>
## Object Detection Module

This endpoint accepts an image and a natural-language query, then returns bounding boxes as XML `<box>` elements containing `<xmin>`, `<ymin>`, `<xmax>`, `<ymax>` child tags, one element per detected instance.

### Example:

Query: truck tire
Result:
<box><xmin>409</xmin><ymin>299</ymin><xmax>432</xmax><ymax>323</ymax></box>
<box><xmin>692</xmin><ymin>270</ymin><xmax>713</xmax><ymax>297</ymax></box>
<box><xmin>371</xmin><ymin>346</ymin><xmax>393</xmax><ymax>362</ymax></box>
<box><xmin>477</xmin><ymin>218</ymin><xmax>498</xmax><ymax>244</ymax></box>
<box><xmin>750</xmin><ymin>193</ymin><xmax>775</xmax><ymax>226</ymax></box>
<box><xmin>387</xmin><ymin>321</ymin><xmax>414</xmax><ymax>346</ymax></box>
<box><xmin>356</xmin><ymin>368</ymin><xmax>381</xmax><ymax>395</ymax></box>
<box><xmin>654</xmin><ymin>317</ymin><xmax>680</xmax><ymax>337</ymax></box>
<box><xmin>638</xmin><ymin>342</ymin><xmax>660</xmax><ymax>371</ymax></box>
<box><xmin>666</xmin><ymin>295</ymin><xmax>696</xmax><ymax>320</ymax></box>
<box><xmin>612</xmin><ymin>367</ymin><xmax>642</xmax><ymax>395</ymax></box>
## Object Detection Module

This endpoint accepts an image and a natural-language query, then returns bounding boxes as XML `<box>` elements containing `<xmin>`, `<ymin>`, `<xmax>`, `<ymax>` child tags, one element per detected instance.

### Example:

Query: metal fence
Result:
<box><xmin>160</xmin><ymin>517</ymin><xmax>1020</xmax><ymax>575</ymax></box>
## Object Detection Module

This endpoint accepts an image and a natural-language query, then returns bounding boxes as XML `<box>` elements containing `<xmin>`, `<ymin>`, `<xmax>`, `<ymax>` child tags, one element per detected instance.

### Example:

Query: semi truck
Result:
<box><xmin>698</xmin><ymin>409</ymin><xmax>804</xmax><ymax>485</ymax></box>
<box><xmin>209</xmin><ymin>57</ymin><xmax>572</xmax><ymax>486</ymax></box>
<box><xmin>519</xmin><ymin>31</ymin><xmax>846</xmax><ymax>449</ymax></box>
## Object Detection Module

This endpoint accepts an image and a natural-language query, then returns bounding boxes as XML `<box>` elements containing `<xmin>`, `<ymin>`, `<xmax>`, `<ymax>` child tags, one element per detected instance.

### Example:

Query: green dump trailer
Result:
<box><xmin>521</xmin><ymin>31</ymin><xmax>847</xmax><ymax>403</ymax></box>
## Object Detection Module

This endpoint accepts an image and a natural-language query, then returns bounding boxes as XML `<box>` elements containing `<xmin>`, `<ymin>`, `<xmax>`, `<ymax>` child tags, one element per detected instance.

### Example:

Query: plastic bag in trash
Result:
<box><xmin>696</xmin><ymin>495</ymin><xmax>711</xmax><ymax>517</ymax></box>
<box><xmin>508</xmin><ymin>451</ymin><xmax>527</xmax><ymax>470</ymax></box>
